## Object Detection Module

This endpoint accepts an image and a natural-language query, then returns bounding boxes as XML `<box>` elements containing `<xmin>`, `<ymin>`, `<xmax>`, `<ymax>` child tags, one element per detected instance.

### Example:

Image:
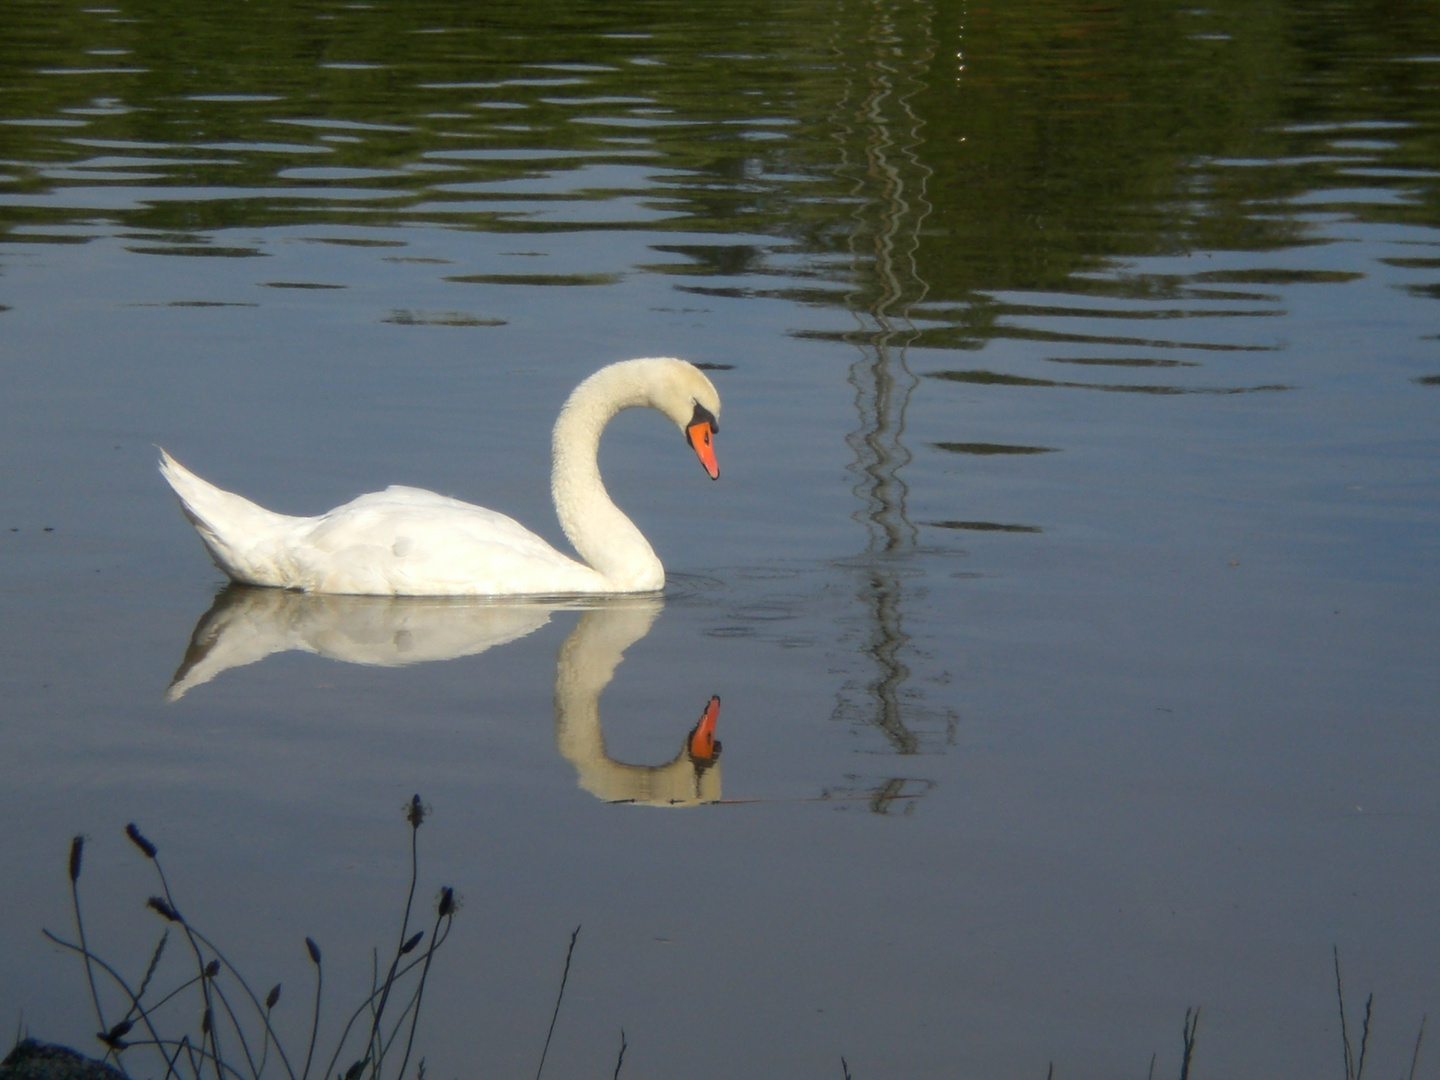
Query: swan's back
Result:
<box><xmin>161</xmin><ymin>453</ymin><xmax>605</xmax><ymax>596</ymax></box>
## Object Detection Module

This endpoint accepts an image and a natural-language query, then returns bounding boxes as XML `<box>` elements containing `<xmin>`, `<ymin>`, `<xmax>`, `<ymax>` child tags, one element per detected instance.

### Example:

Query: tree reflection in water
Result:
<box><xmin>828</xmin><ymin>0</ymin><xmax>957</xmax><ymax>812</ymax></box>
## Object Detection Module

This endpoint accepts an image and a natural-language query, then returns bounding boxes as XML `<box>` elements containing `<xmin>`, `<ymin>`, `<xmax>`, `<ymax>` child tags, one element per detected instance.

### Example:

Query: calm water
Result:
<box><xmin>3</xmin><ymin>2</ymin><xmax>1439</xmax><ymax>1077</ymax></box>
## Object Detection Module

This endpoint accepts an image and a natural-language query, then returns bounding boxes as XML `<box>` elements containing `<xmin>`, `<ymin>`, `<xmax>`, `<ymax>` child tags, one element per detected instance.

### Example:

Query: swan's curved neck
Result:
<box><xmin>551</xmin><ymin>364</ymin><xmax>665</xmax><ymax>591</ymax></box>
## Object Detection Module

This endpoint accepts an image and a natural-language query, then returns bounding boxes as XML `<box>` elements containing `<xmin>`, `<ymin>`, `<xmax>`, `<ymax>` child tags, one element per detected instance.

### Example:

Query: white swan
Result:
<box><xmin>159</xmin><ymin>357</ymin><xmax>721</xmax><ymax>596</ymax></box>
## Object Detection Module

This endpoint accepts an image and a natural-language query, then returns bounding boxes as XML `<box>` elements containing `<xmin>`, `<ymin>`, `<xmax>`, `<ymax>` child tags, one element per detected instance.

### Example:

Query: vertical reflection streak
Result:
<box><xmin>829</xmin><ymin>1</ymin><xmax>942</xmax><ymax>776</ymax></box>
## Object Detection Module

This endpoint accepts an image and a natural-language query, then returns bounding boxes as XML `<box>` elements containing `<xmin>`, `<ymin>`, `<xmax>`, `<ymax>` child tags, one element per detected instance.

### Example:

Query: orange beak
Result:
<box><xmin>687</xmin><ymin>695</ymin><xmax>721</xmax><ymax>760</ymax></box>
<box><xmin>686</xmin><ymin>420</ymin><xmax>719</xmax><ymax>480</ymax></box>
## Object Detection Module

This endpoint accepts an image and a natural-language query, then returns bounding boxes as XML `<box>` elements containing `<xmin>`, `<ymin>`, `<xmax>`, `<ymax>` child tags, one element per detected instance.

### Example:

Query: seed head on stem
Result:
<box><xmin>125</xmin><ymin>823</ymin><xmax>157</xmax><ymax>859</ymax></box>
<box><xmin>69</xmin><ymin>836</ymin><xmax>84</xmax><ymax>883</ymax></box>
<box><xmin>98</xmin><ymin>1020</ymin><xmax>132</xmax><ymax>1050</ymax></box>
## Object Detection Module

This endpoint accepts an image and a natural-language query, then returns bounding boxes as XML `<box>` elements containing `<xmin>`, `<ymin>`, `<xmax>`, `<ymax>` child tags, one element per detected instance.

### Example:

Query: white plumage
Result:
<box><xmin>160</xmin><ymin>357</ymin><xmax>721</xmax><ymax>596</ymax></box>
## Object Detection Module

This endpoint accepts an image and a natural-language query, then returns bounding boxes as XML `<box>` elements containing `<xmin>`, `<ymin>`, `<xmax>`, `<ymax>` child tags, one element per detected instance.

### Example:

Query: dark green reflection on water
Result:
<box><xmin>5</xmin><ymin>0</ymin><xmax>1439</xmax><ymax>257</ymax></box>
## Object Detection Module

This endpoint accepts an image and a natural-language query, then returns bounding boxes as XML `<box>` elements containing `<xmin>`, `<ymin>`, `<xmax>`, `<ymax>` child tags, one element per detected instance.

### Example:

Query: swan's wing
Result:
<box><xmin>356</xmin><ymin>487</ymin><xmax>556</xmax><ymax>548</ymax></box>
<box><xmin>285</xmin><ymin>487</ymin><xmax>608</xmax><ymax>595</ymax></box>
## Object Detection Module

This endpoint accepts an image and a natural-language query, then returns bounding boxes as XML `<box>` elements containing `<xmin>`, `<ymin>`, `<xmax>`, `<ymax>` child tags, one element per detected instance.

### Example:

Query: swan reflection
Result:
<box><xmin>168</xmin><ymin>587</ymin><xmax>721</xmax><ymax>805</ymax></box>
<box><xmin>167</xmin><ymin>586</ymin><xmax>557</xmax><ymax>701</ymax></box>
<box><xmin>555</xmin><ymin>601</ymin><xmax>721</xmax><ymax>806</ymax></box>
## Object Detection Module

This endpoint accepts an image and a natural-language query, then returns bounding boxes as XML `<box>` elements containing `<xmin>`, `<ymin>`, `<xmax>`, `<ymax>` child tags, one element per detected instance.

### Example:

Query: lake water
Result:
<box><xmin>2</xmin><ymin>2</ymin><xmax>1439</xmax><ymax>1078</ymax></box>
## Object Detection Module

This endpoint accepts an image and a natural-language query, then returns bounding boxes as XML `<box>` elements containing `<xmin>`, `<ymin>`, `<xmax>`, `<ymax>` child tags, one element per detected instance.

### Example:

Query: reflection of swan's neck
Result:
<box><xmin>551</xmin><ymin>365</ymin><xmax>663</xmax><ymax>591</ymax></box>
<box><xmin>554</xmin><ymin>602</ymin><xmax>721</xmax><ymax>807</ymax></box>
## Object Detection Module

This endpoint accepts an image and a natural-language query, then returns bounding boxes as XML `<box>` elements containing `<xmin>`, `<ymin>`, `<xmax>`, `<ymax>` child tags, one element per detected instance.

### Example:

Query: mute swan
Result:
<box><xmin>159</xmin><ymin>357</ymin><xmax>721</xmax><ymax>596</ymax></box>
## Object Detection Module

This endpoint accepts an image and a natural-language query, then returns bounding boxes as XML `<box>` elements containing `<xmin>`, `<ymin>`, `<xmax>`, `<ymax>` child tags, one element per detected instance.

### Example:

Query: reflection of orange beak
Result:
<box><xmin>686</xmin><ymin>420</ymin><xmax>719</xmax><ymax>480</ymax></box>
<box><xmin>687</xmin><ymin>695</ymin><xmax>721</xmax><ymax>760</ymax></box>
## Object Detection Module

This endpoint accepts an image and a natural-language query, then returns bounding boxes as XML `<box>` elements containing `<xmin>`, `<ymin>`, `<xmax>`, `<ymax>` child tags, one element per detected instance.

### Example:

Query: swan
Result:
<box><xmin>159</xmin><ymin>357</ymin><xmax>721</xmax><ymax>596</ymax></box>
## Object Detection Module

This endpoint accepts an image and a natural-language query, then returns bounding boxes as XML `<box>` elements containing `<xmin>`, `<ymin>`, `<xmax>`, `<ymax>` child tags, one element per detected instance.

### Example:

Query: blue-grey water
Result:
<box><xmin>2</xmin><ymin>2</ymin><xmax>1439</xmax><ymax>1078</ymax></box>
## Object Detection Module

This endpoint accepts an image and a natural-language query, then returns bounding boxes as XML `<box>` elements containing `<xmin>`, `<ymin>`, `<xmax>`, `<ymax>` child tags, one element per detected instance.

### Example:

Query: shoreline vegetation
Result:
<box><xmin>5</xmin><ymin>807</ymin><xmax>1426</xmax><ymax>1080</ymax></box>
<box><xmin>13</xmin><ymin>799</ymin><xmax>455</xmax><ymax>1080</ymax></box>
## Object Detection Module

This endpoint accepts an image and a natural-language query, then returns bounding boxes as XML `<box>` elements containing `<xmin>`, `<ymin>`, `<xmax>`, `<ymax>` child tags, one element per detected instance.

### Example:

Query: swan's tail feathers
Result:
<box><xmin>158</xmin><ymin>449</ymin><xmax>295</xmax><ymax>586</ymax></box>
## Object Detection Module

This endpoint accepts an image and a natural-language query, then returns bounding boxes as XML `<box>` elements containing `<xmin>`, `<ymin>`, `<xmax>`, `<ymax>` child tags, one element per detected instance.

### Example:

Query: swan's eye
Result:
<box><xmin>688</xmin><ymin>401</ymin><xmax>718</xmax><ymax>434</ymax></box>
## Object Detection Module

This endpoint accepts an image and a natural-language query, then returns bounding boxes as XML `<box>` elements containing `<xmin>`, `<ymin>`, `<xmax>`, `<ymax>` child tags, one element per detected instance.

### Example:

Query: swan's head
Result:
<box><xmin>624</xmin><ymin>357</ymin><xmax>722</xmax><ymax>480</ymax></box>
<box><xmin>558</xmin><ymin>357</ymin><xmax>723</xmax><ymax>480</ymax></box>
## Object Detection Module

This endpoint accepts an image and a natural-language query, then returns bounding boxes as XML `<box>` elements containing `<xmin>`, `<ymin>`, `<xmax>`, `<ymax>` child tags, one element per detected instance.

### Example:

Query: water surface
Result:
<box><xmin>3</xmin><ymin>2</ymin><xmax>1439</xmax><ymax>1078</ymax></box>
